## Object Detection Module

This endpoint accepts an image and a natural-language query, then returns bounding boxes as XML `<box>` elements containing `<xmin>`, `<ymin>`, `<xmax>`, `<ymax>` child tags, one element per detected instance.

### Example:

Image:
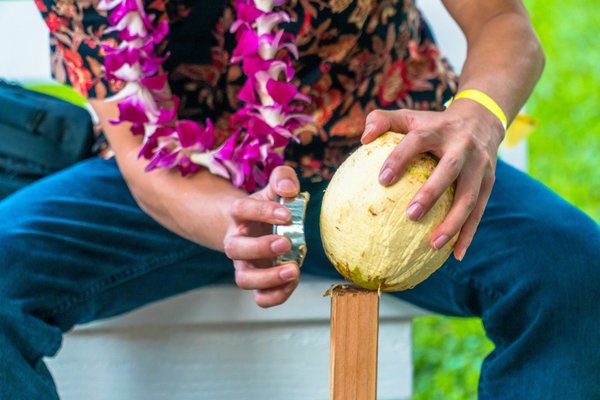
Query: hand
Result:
<box><xmin>223</xmin><ymin>166</ymin><xmax>301</xmax><ymax>308</ymax></box>
<box><xmin>361</xmin><ymin>100</ymin><xmax>505</xmax><ymax>261</ymax></box>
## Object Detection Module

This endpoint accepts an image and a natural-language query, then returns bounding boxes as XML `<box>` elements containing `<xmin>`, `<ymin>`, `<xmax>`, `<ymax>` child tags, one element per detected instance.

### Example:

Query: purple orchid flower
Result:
<box><xmin>103</xmin><ymin>0</ymin><xmax>313</xmax><ymax>190</ymax></box>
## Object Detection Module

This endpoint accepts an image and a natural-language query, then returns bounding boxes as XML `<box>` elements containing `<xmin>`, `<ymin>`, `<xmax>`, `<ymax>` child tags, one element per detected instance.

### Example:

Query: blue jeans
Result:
<box><xmin>0</xmin><ymin>157</ymin><xmax>598</xmax><ymax>399</ymax></box>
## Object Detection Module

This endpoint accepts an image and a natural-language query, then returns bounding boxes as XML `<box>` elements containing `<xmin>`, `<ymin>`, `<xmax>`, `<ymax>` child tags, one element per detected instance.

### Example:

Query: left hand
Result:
<box><xmin>361</xmin><ymin>99</ymin><xmax>506</xmax><ymax>261</ymax></box>
<box><xmin>223</xmin><ymin>166</ymin><xmax>302</xmax><ymax>308</ymax></box>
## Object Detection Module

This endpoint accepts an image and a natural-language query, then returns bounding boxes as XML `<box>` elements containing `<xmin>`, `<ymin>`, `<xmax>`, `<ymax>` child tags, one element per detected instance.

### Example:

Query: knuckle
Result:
<box><xmin>464</xmin><ymin>192</ymin><xmax>478</xmax><ymax>211</ymax></box>
<box><xmin>402</xmin><ymin>110</ymin><xmax>417</xmax><ymax>129</ymax></box>
<box><xmin>366</xmin><ymin>109</ymin><xmax>385</xmax><ymax>122</ymax></box>
<box><xmin>417</xmin><ymin>185</ymin><xmax>436</xmax><ymax>203</ymax></box>
<box><xmin>230</xmin><ymin>198</ymin><xmax>245</xmax><ymax>218</ymax></box>
<box><xmin>408</xmin><ymin>130</ymin><xmax>424</xmax><ymax>145</ymax></box>
<box><xmin>480</xmin><ymin>152</ymin><xmax>491</xmax><ymax>166</ymax></box>
<box><xmin>223</xmin><ymin>237</ymin><xmax>237</xmax><ymax>259</ymax></box>
<box><xmin>258</xmin><ymin>202</ymin><xmax>272</xmax><ymax>219</ymax></box>
<box><xmin>386</xmin><ymin>148</ymin><xmax>402</xmax><ymax>164</ymax></box>
<box><xmin>462</xmin><ymin>134</ymin><xmax>478</xmax><ymax>152</ymax></box>
<box><xmin>442</xmin><ymin>113</ymin><xmax>464</xmax><ymax>131</ymax></box>
<box><xmin>409</xmin><ymin>129</ymin><xmax>432</xmax><ymax>149</ymax></box>
<box><xmin>476</xmin><ymin>152</ymin><xmax>492</xmax><ymax>171</ymax></box>
<box><xmin>444</xmin><ymin>154</ymin><xmax>462</xmax><ymax>172</ymax></box>
<box><xmin>234</xmin><ymin>269</ymin><xmax>249</xmax><ymax>289</ymax></box>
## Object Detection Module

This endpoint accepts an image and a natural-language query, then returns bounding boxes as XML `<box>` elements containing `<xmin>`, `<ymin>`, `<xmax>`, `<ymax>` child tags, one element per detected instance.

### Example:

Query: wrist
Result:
<box><xmin>446</xmin><ymin>98</ymin><xmax>506</xmax><ymax>146</ymax></box>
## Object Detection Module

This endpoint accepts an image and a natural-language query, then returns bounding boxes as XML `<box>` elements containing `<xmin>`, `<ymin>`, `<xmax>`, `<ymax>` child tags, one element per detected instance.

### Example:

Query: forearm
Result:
<box><xmin>90</xmin><ymin>99</ymin><xmax>245</xmax><ymax>251</ymax></box>
<box><xmin>445</xmin><ymin>0</ymin><xmax>545</xmax><ymax>124</ymax></box>
<box><xmin>123</xmin><ymin>150</ymin><xmax>244</xmax><ymax>251</ymax></box>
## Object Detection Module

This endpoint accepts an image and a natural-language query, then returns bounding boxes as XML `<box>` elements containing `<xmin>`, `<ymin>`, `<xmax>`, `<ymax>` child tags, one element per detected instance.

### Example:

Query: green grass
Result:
<box><xmin>413</xmin><ymin>1</ymin><xmax>599</xmax><ymax>398</ymax></box>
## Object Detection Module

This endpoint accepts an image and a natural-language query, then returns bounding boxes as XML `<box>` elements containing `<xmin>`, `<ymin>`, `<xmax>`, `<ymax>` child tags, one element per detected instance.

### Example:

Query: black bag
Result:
<box><xmin>0</xmin><ymin>80</ymin><xmax>94</xmax><ymax>199</ymax></box>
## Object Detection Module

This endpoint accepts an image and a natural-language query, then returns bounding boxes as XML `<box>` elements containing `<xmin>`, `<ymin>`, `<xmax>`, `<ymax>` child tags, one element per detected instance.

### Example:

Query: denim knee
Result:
<box><xmin>529</xmin><ymin>208</ymin><xmax>598</xmax><ymax>309</ymax></box>
<box><xmin>483</xmin><ymin>204</ymin><xmax>600</xmax><ymax>343</ymax></box>
<box><xmin>0</xmin><ymin>220</ymin><xmax>46</xmax><ymax>310</ymax></box>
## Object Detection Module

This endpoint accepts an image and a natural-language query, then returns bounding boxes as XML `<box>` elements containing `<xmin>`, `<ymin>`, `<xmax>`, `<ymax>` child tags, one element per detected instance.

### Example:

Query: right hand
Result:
<box><xmin>223</xmin><ymin>166</ymin><xmax>302</xmax><ymax>308</ymax></box>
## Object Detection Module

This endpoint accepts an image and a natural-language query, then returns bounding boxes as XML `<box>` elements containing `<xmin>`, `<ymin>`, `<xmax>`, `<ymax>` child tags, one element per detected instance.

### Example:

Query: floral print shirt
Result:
<box><xmin>35</xmin><ymin>0</ymin><xmax>458</xmax><ymax>183</ymax></box>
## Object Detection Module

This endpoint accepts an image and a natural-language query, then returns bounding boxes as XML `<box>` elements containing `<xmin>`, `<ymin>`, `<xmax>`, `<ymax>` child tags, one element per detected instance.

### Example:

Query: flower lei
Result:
<box><xmin>98</xmin><ymin>0</ymin><xmax>311</xmax><ymax>191</ymax></box>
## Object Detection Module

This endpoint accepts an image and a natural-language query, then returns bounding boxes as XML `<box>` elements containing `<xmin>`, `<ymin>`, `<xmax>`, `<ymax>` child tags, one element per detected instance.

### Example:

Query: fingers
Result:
<box><xmin>362</xmin><ymin>108</ymin><xmax>499</xmax><ymax>259</ymax></box>
<box><xmin>361</xmin><ymin>109</ymin><xmax>422</xmax><ymax>144</ymax></box>
<box><xmin>230</xmin><ymin>197</ymin><xmax>291</xmax><ymax>225</ymax></box>
<box><xmin>224</xmin><ymin>234</ymin><xmax>291</xmax><ymax>261</ymax></box>
<box><xmin>378</xmin><ymin>130</ymin><xmax>437</xmax><ymax>186</ymax></box>
<box><xmin>452</xmin><ymin>172</ymin><xmax>495</xmax><ymax>261</ymax></box>
<box><xmin>405</xmin><ymin>149</ymin><xmax>465</xmax><ymax>219</ymax></box>
<box><xmin>428</xmin><ymin>160</ymin><xmax>486</xmax><ymax>252</ymax></box>
<box><xmin>234</xmin><ymin>261</ymin><xmax>299</xmax><ymax>291</ymax></box>
<box><xmin>234</xmin><ymin>258</ymin><xmax>300</xmax><ymax>308</ymax></box>
<box><xmin>253</xmin><ymin>279</ymin><xmax>299</xmax><ymax>308</ymax></box>
<box><xmin>262</xmin><ymin>165</ymin><xmax>300</xmax><ymax>201</ymax></box>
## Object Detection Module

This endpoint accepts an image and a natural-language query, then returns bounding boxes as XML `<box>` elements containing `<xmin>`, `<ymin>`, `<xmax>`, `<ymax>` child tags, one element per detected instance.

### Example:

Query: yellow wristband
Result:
<box><xmin>446</xmin><ymin>89</ymin><xmax>508</xmax><ymax>131</ymax></box>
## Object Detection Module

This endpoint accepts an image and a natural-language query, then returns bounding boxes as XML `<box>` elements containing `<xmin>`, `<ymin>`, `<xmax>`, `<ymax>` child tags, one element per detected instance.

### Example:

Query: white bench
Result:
<box><xmin>45</xmin><ymin>279</ymin><xmax>424</xmax><ymax>400</ymax></box>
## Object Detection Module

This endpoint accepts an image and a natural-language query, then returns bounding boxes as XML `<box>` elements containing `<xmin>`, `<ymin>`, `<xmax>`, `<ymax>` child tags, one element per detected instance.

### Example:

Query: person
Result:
<box><xmin>1</xmin><ymin>0</ymin><xmax>598</xmax><ymax>398</ymax></box>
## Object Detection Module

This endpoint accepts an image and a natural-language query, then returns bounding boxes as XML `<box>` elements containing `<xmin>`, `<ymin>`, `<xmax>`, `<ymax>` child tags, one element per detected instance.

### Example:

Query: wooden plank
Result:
<box><xmin>328</xmin><ymin>285</ymin><xmax>380</xmax><ymax>400</ymax></box>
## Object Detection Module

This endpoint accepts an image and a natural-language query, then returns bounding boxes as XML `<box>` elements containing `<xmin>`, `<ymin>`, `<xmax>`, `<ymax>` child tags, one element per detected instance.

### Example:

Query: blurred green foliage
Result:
<box><xmin>413</xmin><ymin>1</ymin><xmax>599</xmax><ymax>398</ymax></box>
<box><xmin>526</xmin><ymin>0</ymin><xmax>600</xmax><ymax>223</ymax></box>
<box><xmin>413</xmin><ymin>316</ymin><xmax>493</xmax><ymax>399</ymax></box>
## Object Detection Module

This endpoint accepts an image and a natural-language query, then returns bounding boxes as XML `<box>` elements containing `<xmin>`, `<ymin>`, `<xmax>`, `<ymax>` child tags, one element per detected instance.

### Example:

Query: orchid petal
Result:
<box><xmin>141</xmin><ymin>73</ymin><xmax>168</xmax><ymax>91</ymax></box>
<box><xmin>231</xmin><ymin>30</ymin><xmax>259</xmax><ymax>63</ymax></box>
<box><xmin>152</xmin><ymin>20</ymin><xmax>169</xmax><ymax>44</ymax></box>
<box><xmin>266</xmin><ymin>79</ymin><xmax>297</xmax><ymax>106</ymax></box>
<box><xmin>116</xmin><ymin>97</ymin><xmax>149</xmax><ymax>124</ymax></box>
<box><xmin>237</xmin><ymin>78</ymin><xmax>257</xmax><ymax>103</ymax></box>
<box><xmin>254</xmin><ymin>0</ymin><xmax>274</xmax><ymax>13</ymax></box>
<box><xmin>176</xmin><ymin>120</ymin><xmax>202</xmax><ymax>148</ymax></box>
<box><xmin>255</xmin><ymin>12</ymin><xmax>290</xmax><ymax>36</ymax></box>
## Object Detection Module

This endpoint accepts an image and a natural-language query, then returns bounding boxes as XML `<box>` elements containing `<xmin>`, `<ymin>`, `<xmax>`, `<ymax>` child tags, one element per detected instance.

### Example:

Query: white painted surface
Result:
<box><xmin>417</xmin><ymin>0</ymin><xmax>467</xmax><ymax>73</ymax></box>
<box><xmin>47</xmin><ymin>280</ymin><xmax>422</xmax><ymax>400</ymax></box>
<box><xmin>0</xmin><ymin>1</ymin><xmax>51</xmax><ymax>80</ymax></box>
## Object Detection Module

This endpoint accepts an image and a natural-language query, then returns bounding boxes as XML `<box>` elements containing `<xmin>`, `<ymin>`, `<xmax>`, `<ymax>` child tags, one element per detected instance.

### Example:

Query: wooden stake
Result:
<box><xmin>327</xmin><ymin>284</ymin><xmax>380</xmax><ymax>400</ymax></box>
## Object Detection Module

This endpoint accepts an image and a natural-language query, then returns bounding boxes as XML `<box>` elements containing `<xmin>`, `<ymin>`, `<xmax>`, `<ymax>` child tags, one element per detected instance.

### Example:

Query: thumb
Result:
<box><xmin>361</xmin><ymin>109</ymin><xmax>418</xmax><ymax>144</ymax></box>
<box><xmin>256</xmin><ymin>165</ymin><xmax>300</xmax><ymax>201</ymax></box>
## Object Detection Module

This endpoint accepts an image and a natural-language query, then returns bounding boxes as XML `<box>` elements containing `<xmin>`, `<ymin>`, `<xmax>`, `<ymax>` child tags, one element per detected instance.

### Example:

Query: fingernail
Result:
<box><xmin>456</xmin><ymin>247</ymin><xmax>467</xmax><ymax>261</ymax></box>
<box><xmin>379</xmin><ymin>168</ymin><xmax>395</xmax><ymax>185</ymax></box>
<box><xmin>406</xmin><ymin>202</ymin><xmax>424</xmax><ymax>220</ymax></box>
<box><xmin>283</xmin><ymin>282</ymin><xmax>296</xmax><ymax>293</ymax></box>
<box><xmin>274</xmin><ymin>207</ymin><xmax>290</xmax><ymax>221</ymax></box>
<box><xmin>362</xmin><ymin>123</ymin><xmax>375</xmax><ymax>139</ymax></box>
<box><xmin>271</xmin><ymin>237</ymin><xmax>291</xmax><ymax>253</ymax></box>
<box><xmin>277</xmin><ymin>178</ymin><xmax>296</xmax><ymax>192</ymax></box>
<box><xmin>433</xmin><ymin>235</ymin><xmax>450</xmax><ymax>250</ymax></box>
<box><xmin>280</xmin><ymin>265</ymin><xmax>298</xmax><ymax>281</ymax></box>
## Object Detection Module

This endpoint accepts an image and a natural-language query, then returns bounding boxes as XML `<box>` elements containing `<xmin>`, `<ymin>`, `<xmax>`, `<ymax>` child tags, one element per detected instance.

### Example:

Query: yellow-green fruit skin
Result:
<box><xmin>320</xmin><ymin>132</ymin><xmax>456</xmax><ymax>292</ymax></box>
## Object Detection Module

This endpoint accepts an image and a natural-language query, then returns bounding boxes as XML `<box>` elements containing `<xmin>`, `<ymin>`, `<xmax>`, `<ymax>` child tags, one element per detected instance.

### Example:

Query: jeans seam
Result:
<box><xmin>442</xmin><ymin>263</ymin><xmax>504</xmax><ymax>303</ymax></box>
<box><xmin>40</xmin><ymin>244</ymin><xmax>202</xmax><ymax>320</ymax></box>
